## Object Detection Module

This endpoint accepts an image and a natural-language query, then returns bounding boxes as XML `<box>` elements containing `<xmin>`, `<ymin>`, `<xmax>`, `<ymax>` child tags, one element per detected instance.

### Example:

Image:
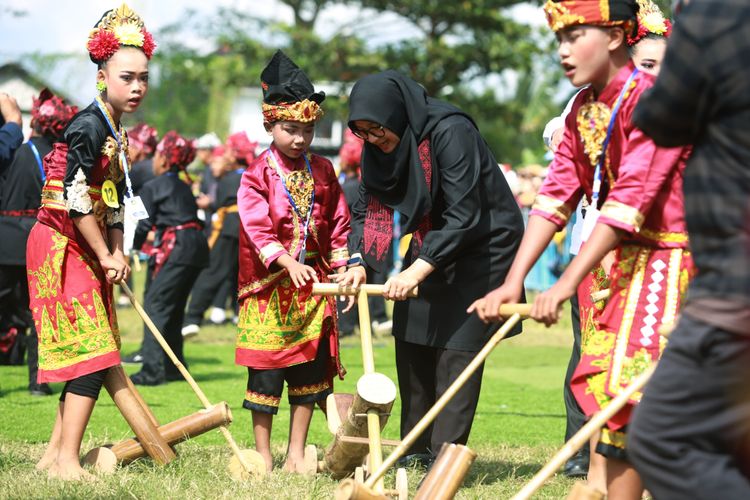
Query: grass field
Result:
<box><xmin>0</xmin><ymin>277</ymin><xmax>579</xmax><ymax>499</ymax></box>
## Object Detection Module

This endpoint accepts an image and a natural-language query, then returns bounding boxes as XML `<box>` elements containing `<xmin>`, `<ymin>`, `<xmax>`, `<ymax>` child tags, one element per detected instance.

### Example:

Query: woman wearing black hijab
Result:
<box><xmin>333</xmin><ymin>70</ymin><xmax>524</xmax><ymax>463</ymax></box>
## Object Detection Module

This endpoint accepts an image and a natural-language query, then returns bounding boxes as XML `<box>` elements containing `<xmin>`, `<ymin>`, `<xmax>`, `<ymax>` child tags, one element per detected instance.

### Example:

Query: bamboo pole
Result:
<box><xmin>510</xmin><ymin>364</ymin><xmax>657</xmax><ymax>500</ymax></box>
<box><xmin>119</xmin><ymin>282</ymin><xmax>257</xmax><ymax>478</ymax></box>
<box><xmin>360</xmin><ymin>313</ymin><xmax>523</xmax><ymax>491</ymax></box>
<box><xmin>103</xmin><ymin>365</ymin><xmax>175</xmax><ymax>464</ymax></box>
<box><xmin>312</xmin><ymin>283</ymin><xmax>418</xmax><ymax>298</ymax></box>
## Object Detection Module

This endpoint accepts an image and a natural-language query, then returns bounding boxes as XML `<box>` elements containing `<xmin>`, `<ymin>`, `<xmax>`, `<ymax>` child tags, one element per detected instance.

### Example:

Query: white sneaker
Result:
<box><xmin>182</xmin><ymin>324</ymin><xmax>200</xmax><ymax>339</ymax></box>
<box><xmin>209</xmin><ymin>307</ymin><xmax>226</xmax><ymax>324</ymax></box>
<box><xmin>372</xmin><ymin>320</ymin><xmax>393</xmax><ymax>336</ymax></box>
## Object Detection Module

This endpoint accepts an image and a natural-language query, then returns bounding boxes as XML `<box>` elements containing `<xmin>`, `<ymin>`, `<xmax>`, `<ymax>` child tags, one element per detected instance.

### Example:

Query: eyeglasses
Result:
<box><xmin>352</xmin><ymin>124</ymin><xmax>386</xmax><ymax>141</ymax></box>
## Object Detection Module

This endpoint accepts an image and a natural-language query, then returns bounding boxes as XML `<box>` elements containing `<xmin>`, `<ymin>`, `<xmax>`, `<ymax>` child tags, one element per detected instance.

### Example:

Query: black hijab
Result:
<box><xmin>347</xmin><ymin>70</ymin><xmax>474</xmax><ymax>233</ymax></box>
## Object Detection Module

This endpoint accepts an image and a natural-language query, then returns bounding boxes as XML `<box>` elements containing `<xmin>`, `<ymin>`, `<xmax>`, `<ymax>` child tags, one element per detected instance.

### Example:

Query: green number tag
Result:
<box><xmin>102</xmin><ymin>180</ymin><xmax>119</xmax><ymax>208</ymax></box>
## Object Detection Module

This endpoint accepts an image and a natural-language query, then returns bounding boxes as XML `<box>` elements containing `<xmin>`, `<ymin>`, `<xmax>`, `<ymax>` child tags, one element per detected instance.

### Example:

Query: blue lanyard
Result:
<box><xmin>268</xmin><ymin>148</ymin><xmax>315</xmax><ymax>261</ymax></box>
<box><xmin>27</xmin><ymin>140</ymin><xmax>45</xmax><ymax>181</ymax></box>
<box><xmin>592</xmin><ymin>68</ymin><xmax>639</xmax><ymax>206</ymax></box>
<box><xmin>93</xmin><ymin>96</ymin><xmax>135</xmax><ymax>199</ymax></box>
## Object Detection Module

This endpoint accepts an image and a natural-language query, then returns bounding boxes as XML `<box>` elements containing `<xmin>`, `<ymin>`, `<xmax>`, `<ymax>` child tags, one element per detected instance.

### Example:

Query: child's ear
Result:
<box><xmin>264</xmin><ymin>122</ymin><xmax>274</xmax><ymax>135</ymax></box>
<box><xmin>607</xmin><ymin>26</ymin><xmax>627</xmax><ymax>51</ymax></box>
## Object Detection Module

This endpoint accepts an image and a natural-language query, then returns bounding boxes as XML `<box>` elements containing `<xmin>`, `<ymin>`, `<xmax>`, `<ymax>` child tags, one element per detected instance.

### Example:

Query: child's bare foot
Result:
<box><xmin>259</xmin><ymin>451</ymin><xmax>273</xmax><ymax>473</ymax></box>
<box><xmin>35</xmin><ymin>446</ymin><xmax>59</xmax><ymax>471</ymax></box>
<box><xmin>283</xmin><ymin>454</ymin><xmax>305</xmax><ymax>474</ymax></box>
<box><xmin>48</xmin><ymin>459</ymin><xmax>95</xmax><ymax>481</ymax></box>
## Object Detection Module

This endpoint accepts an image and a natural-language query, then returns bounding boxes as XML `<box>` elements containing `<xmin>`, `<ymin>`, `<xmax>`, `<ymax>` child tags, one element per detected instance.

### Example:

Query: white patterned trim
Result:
<box><xmin>65</xmin><ymin>168</ymin><xmax>93</xmax><ymax>214</ymax></box>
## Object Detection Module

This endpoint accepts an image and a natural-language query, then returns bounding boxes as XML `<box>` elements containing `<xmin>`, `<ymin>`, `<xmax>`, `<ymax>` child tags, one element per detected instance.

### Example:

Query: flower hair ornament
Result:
<box><xmin>627</xmin><ymin>0</ymin><xmax>672</xmax><ymax>46</ymax></box>
<box><xmin>31</xmin><ymin>88</ymin><xmax>78</xmax><ymax>138</ymax></box>
<box><xmin>87</xmin><ymin>3</ymin><xmax>156</xmax><ymax>64</ymax></box>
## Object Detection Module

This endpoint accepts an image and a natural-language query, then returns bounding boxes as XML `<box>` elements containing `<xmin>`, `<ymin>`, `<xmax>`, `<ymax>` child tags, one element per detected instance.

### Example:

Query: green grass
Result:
<box><xmin>0</xmin><ymin>274</ymin><xmax>578</xmax><ymax>498</ymax></box>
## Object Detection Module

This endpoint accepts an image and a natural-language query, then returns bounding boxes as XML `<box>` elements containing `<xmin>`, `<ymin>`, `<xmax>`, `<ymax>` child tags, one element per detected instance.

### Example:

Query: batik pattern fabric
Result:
<box><xmin>571</xmin><ymin>245</ymin><xmax>694</xmax><ymax>432</ymax></box>
<box><xmin>27</xmin><ymin>223</ymin><xmax>120</xmax><ymax>382</ymax></box>
<box><xmin>26</xmin><ymin>104</ymin><xmax>126</xmax><ymax>383</ymax></box>
<box><xmin>235</xmin><ymin>270</ymin><xmax>340</xmax><ymax>377</ymax></box>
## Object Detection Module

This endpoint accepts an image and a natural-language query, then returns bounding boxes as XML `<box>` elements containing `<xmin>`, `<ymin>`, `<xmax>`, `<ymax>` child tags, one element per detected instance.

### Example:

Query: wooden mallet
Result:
<box><xmin>119</xmin><ymin>281</ymin><xmax>265</xmax><ymax>480</ymax></box>
<box><xmin>335</xmin><ymin>305</ymin><xmax>530</xmax><ymax>500</ymax></box>
<box><xmin>511</xmin><ymin>321</ymin><xmax>676</xmax><ymax>500</ymax></box>
<box><xmin>314</xmin><ymin>283</ymin><xmax>401</xmax><ymax>491</ymax></box>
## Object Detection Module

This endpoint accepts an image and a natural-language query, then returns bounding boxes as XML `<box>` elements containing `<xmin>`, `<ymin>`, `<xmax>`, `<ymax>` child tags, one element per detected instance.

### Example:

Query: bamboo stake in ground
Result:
<box><xmin>119</xmin><ymin>281</ymin><xmax>260</xmax><ymax>479</ymax></box>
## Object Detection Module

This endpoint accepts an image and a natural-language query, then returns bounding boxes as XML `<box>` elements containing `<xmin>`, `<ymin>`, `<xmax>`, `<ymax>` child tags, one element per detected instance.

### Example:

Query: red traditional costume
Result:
<box><xmin>26</xmin><ymin>3</ymin><xmax>155</xmax><ymax>385</ymax></box>
<box><xmin>536</xmin><ymin>0</ymin><xmax>694</xmax><ymax>458</ymax></box>
<box><xmin>236</xmin><ymin>51</ymin><xmax>350</xmax><ymax>414</ymax></box>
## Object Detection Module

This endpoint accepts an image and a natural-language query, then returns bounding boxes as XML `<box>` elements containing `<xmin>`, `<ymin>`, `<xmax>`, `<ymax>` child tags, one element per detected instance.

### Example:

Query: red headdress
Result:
<box><xmin>627</xmin><ymin>0</ymin><xmax>672</xmax><ymax>46</ymax></box>
<box><xmin>156</xmin><ymin>131</ymin><xmax>196</xmax><ymax>185</ymax></box>
<box><xmin>226</xmin><ymin>131</ymin><xmax>258</xmax><ymax>166</ymax></box>
<box><xmin>339</xmin><ymin>131</ymin><xmax>364</xmax><ymax>169</ymax></box>
<box><xmin>87</xmin><ymin>3</ymin><xmax>156</xmax><ymax>64</ymax></box>
<box><xmin>544</xmin><ymin>0</ymin><xmax>637</xmax><ymax>33</ymax></box>
<box><xmin>128</xmin><ymin>123</ymin><xmax>159</xmax><ymax>155</ymax></box>
<box><xmin>31</xmin><ymin>88</ymin><xmax>78</xmax><ymax>139</ymax></box>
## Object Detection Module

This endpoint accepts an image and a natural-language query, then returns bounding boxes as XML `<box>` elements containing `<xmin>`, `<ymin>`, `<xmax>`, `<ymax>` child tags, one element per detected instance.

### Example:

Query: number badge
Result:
<box><xmin>102</xmin><ymin>180</ymin><xmax>119</xmax><ymax>208</ymax></box>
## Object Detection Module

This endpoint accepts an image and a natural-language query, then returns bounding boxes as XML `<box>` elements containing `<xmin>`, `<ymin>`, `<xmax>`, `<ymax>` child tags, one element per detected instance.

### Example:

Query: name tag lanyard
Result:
<box><xmin>582</xmin><ymin>68</ymin><xmax>639</xmax><ymax>241</ymax></box>
<box><xmin>268</xmin><ymin>148</ymin><xmax>315</xmax><ymax>263</ymax></box>
<box><xmin>94</xmin><ymin>96</ymin><xmax>148</xmax><ymax>219</ymax></box>
<box><xmin>27</xmin><ymin>141</ymin><xmax>45</xmax><ymax>181</ymax></box>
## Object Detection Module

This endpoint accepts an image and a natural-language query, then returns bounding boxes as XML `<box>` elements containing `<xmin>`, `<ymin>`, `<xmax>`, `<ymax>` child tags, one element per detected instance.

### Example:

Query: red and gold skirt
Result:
<box><xmin>235</xmin><ymin>264</ymin><xmax>342</xmax><ymax>379</ymax></box>
<box><xmin>571</xmin><ymin>244</ymin><xmax>693</xmax><ymax>431</ymax></box>
<box><xmin>27</xmin><ymin>223</ymin><xmax>121</xmax><ymax>383</ymax></box>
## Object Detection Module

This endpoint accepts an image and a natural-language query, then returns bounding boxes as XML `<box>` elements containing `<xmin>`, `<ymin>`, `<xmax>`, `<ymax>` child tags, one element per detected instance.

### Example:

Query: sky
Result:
<box><xmin>0</xmin><ymin>1</ymin><xmax>554</xmax><ymax>110</ymax></box>
<box><xmin>0</xmin><ymin>0</ymin><xmax>544</xmax><ymax>57</ymax></box>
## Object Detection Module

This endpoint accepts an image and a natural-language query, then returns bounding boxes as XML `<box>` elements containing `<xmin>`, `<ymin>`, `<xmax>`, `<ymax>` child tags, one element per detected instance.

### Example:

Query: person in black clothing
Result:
<box><xmin>334</xmin><ymin>71</ymin><xmax>525</xmax><ymax>464</ymax></box>
<box><xmin>335</xmin><ymin>131</ymin><xmax>390</xmax><ymax>336</ymax></box>
<box><xmin>0</xmin><ymin>89</ymin><xmax>76</xmax><ymax>395</ymax></box>
<box><xmin>130</xmin><ymin>131</ymin><xmax>209</xmax><ymax>386</ymax></box>
<box><xmin>0</xmin><ymin>93</ymin><xmax>23</xmax><ymax>168</ymax></box>
<box><xmin>182</xmin><ymin>132</ymin><xmax>256</xmax><ymax>337</ymax></box>
<box><xmin>627</xmin><ymin>1</ymin><xmax>750</xmax><ymax>498</ymax></box>
<box><xmin>127</xmin><ymin>122</ymin><xmax>158</xmax><ymax>192</ymax></box>
<box><xmin>117</xmin><ymin>123</ymin><xmax>158</xmax><ymax>312</ymax></box>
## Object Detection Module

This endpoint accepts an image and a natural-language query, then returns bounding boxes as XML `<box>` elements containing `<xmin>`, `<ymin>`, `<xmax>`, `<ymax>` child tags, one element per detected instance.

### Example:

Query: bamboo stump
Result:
<box><xmin>324</xmin><ymin>372</ymin><xmax>397</xmax><ymax>478</ymax></box>
<box><xmin>84</xmin><ymin>401</ymin><xmax>233</xmax><ymax>472</ymax></box>
<box><xmin>414</xmin><ymin>443</ymin><xmax>477</xmax><ymax>500</ymax></box>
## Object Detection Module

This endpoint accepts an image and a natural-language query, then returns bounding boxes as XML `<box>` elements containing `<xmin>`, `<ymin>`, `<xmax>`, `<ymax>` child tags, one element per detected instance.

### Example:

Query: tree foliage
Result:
<box><xmin>139</xmin><ymin>1</ymin><xmax>567</xmax><ymax>163</ymax></box>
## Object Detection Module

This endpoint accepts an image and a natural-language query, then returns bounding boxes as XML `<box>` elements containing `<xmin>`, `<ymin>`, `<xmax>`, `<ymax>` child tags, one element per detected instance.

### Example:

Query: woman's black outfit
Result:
<box><xmin>347</xmin><ymin>71</ymin><xmax>524</xmax><ymax>457</ymax></box>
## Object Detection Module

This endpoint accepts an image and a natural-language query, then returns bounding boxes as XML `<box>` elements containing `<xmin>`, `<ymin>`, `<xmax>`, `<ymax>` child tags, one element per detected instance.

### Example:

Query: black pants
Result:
<box><xmin>139</xmin><ymin>262</ymin><xmax>202</xmax><ymax>381</ymax></box>
<box><xmin>0</xmin><ymin>265</ymin><xmax>40</xmax><ymax>385</ymax></box>
<box><xmin>395</xmin><ymin>338</ymin><xmax>484</xmax><ymax>456</ymax></box>
<box><xmin>184</xmin><ymin>235</ymin><xmax>238</xmax><ymax>326</ymax></box>
<box><xmin>564</xmin><ymin>294</ymin><xmax>588</xmax><ymax>447</ymax></box>
<box><xmin>629</xmin><ymin>314</ymin><xmax>750</xmax><ymax>499</ymax></box>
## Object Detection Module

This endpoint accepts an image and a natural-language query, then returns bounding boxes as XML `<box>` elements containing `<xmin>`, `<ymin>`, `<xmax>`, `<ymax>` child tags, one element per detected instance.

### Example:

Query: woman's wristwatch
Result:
<box><xmin>347</xmin><ymin>253</ymin><xmax>363</xmax><ymax>269</ymax></box>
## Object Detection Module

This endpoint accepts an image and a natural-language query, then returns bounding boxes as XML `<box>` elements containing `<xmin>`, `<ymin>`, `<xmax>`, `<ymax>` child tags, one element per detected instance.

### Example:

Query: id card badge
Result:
<box><xmin>581</xmin><ymin>206</ymin><xmax>600</xmax><ymax>243</ymax></box>
<box><xmin>125</xmin><ymin>195</ymin><xmax>149</xmax><ymax>221</ymax></box>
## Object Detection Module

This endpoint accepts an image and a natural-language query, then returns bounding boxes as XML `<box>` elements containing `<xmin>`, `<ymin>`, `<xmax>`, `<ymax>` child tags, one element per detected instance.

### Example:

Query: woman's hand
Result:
<box><xmin>531</xmin><ymin>279</ymin><xmax>576</xmax><ymax>327</ymax></box>
<box><xmin>467</xmin><ymin>281</ymin><xmax>523</xmax><ymax>324</ymax></box>
<box><xmin>101</xmin><ymin>253</ymin><xmax>130</xmax><ymax>284</ymax></box>
<box><xmin>328</xmin><ymin>266</ymin><xmax>367</xmax><ymax>313</ymax></box>
<box><xmin>383</xmin><ymin>269</ymin><xmax>419</xmax><ymax>301</ymax></box>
